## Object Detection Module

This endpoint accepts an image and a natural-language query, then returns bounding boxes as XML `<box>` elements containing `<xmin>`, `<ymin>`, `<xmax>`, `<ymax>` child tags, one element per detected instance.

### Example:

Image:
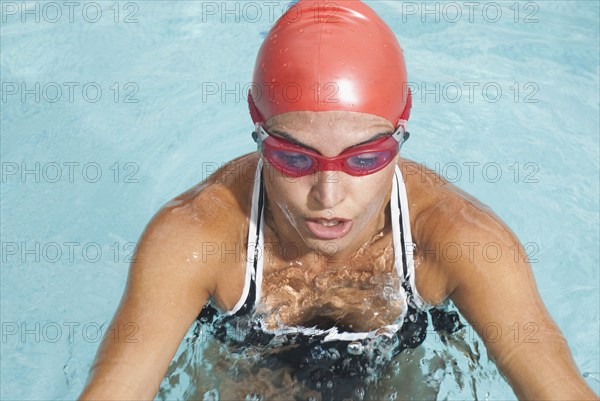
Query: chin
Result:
<box><xmin>303</xmin><ymin>235</ymin><xmax>353</xmax><ymax>261</ymax></box>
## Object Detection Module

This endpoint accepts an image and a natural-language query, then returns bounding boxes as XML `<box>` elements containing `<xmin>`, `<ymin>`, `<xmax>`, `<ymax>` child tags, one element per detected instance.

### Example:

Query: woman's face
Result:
<box><xmin>261</xmin><ymin>110</ymin><xmax>400</xmax><ymax>260</ymax></box>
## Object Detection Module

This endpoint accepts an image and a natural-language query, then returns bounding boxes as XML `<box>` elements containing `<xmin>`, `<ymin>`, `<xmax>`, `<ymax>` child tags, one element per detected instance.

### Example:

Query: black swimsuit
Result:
<box><xmin>196</xmin><ymin>159</ymin><xmax>463</xmax><ymax>399</ymax></box>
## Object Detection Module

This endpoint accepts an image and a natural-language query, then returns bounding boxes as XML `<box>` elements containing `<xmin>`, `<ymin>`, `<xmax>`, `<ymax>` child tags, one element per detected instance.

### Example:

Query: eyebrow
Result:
<box><xmin>269</xmin><ymin>129</ymin><xmax>392</xmax><ymax>154</ymax></box>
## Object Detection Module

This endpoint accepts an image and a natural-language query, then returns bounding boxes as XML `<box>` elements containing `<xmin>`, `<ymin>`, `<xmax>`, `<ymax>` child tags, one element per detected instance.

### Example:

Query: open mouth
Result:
<box><xmin>304</xmin><ymin>218</ymin><xmax>353</xmax><ymax>240</ymax></box>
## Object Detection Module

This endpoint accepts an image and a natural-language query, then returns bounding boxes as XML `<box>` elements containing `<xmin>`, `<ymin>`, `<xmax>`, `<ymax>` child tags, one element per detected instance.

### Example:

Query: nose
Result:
<box><xmin>309</xmin><ymin>170</ymin><xmax>346</xmax><ymax>209</ymax></box>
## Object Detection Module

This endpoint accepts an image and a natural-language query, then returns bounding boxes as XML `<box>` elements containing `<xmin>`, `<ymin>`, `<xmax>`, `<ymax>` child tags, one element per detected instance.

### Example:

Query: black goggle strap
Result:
<box><xmin>391</xmin><ymin>123</ymin><xmax>410</xmax><ymax>149</ymax></box>
<box><xmin>251</xmin><ymin>124</ymin><xmax>269</xmax><ymax>151</ymax></box>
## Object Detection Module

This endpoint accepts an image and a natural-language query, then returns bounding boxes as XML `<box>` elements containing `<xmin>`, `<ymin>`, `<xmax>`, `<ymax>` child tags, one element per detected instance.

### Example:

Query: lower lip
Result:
<box><xmin>305</xmin><ymin>219</ymin><xmax>353</xmax><ymax>240</ymax></box>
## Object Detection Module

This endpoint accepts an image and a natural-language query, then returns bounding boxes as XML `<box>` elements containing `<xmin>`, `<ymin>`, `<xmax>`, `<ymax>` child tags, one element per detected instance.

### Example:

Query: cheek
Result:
<box><xmin>348</xmin><ymin>168</ymin><xmax>395</xmax><ymax>224</ymax></box>
<box><xmin>265</xmin><ymin>173</ymin><xmax>311</xmax><ymax>223</ymax></box>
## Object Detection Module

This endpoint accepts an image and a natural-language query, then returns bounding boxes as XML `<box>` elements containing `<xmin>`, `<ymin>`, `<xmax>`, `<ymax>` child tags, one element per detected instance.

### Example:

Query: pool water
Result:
<box><xmin>1</xmin><ymin>1</ymin><xmax>598</xmax><ymax>400</ymax></box>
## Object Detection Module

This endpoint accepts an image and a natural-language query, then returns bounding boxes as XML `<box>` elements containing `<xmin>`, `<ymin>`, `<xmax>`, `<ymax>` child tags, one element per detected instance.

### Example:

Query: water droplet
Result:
<box><xmin>326</xmin><ymin>380</ymin><xmax>334</xmax><ymax>389</ymax></box>
<box><xmin>282</xmin><ymin>63</ymin><xmax>288</xmax><ymax>68</ymax></box>
<box><xmin>329</xmin><ymin>348</ymin><xmax>340</xmax><ymax>360</ymax></box>
<box><xmin>299</xmin><ymin>28</ymin><xmax>304</xmax><ymax>33</ymax></box>
<box><xmin>354</xmin><ymin>387</ymin><xmax>365</xmax><ymax>400</ymax></box>
<box><xmin>202</xmin><ymin>388</ymin><xmax>219</xmax><ymax>401</ymax></box>
<box><xmin>583</xmin><ymin>372</ymin><xmax>600</xmax><ymax>383</ymax></box>
<box><xmin>347</xmin><ymin>341</ymin><xmax>364</xmax><ymax>355</ymax></box>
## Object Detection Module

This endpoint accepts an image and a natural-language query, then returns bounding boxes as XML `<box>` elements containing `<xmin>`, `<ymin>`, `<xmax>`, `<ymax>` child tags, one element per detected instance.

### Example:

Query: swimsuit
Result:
<box><xmin>196</xmin><ymin>159</ymin><xmax>463</xmax><ymax>399</ymax></box>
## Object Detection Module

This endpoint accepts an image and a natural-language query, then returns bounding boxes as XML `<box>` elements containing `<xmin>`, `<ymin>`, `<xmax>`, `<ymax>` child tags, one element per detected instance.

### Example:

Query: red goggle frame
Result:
<box><xmin>252</xmin><ymin>124</ymin><xmax>409</xmax><ymax>177</ymax></box>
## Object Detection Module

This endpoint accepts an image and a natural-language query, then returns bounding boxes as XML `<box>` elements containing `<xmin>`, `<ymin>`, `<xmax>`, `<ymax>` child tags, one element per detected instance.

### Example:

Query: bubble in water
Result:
<box><xmin>203</xmin><ymin>388</ymin><xmax>219</xmax><ymax>401</ymax></box>
<box><xmin>244</xmin><ymin>393</ymin><xmax>262</xmax><ymax>401</ymax></box>
<box><xmin>388</xmin><ymin>391</ymin><xmax>397</xmax><ymax>401</ymax></box>
<box><xmin>348</xmin><ymin>341</ymin><xmax>364</xmax><ymax>355</ymax></box>
<box><xmin>354</xmin><ymin>386</ymin><xmax>365</xmax><ymax>400</ymax></box>
<box><xmin>329</xmin><ymin>348</ymin><xmax>340</xmax><ymax>360</ymax></box>
<box><xmin>228</xmin><ymin>366</ymin><xmax>239</xmax><ymax>377</ymax></box>
<box><xmin>315</xmin><ymin>381</ymin><xmax>322</xmax><ymax>390</ymax></box>
<box><xmin>326</xmin><ymin>380</ymin><xmax>334</xmax><ymax>389</ymax></box>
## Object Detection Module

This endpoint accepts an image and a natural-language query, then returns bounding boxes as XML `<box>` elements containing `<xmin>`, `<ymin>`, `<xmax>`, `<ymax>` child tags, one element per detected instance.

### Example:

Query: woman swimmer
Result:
<box><xmin>79</xmin><ymin>1</ymin><xmax>598</xmax><ymax>400</ymax></box>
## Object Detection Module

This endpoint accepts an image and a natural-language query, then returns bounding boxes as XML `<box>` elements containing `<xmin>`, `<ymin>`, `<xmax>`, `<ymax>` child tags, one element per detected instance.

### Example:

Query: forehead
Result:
<box><xmin>263</xmin><ymin>111</ymin><xmax>395</xmax><ymax>156</ymax></box>
<box><xmin>264</xmin><ymin>111</ymin><xmax>393</xmax><ymax>131</ymax></box>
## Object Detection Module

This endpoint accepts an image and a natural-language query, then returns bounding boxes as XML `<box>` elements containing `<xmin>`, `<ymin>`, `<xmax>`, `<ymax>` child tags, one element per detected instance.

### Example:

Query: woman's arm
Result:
<box><xmin>443</xmin><ymin>207</ymin><xmax>598</xmax><ymax>400</ymax></box>
<box><xmin>78</xmin><ymin>206</ymin><xmax>218</xmax><ymax>400</ymax></box>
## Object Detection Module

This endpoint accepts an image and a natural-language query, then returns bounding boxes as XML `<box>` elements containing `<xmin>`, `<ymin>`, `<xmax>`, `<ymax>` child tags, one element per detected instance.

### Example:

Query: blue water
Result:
<box><xmin>1</xmin><ymin>1</ymin><xmax>598</xmax><ymax>400</ymax></box>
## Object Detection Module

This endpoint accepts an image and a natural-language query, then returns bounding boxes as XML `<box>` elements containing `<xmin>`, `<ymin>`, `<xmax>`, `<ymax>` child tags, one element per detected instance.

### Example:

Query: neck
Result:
<box><xmin>263</xmin><ymin>188</ymin><xmax>393</xmax><ymax>266</ymax></box>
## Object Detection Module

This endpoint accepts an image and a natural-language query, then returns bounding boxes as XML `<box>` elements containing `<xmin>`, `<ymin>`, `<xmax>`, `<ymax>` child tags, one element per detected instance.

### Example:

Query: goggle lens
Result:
<box><xmin>267</xmin><ymin>149</ymin><xmax>316</xmax><ymax>176</ymax></box>
<box><xmin>345</xmin><ymin>151</ymin><xmax>394</xmax><ymax>173</ymax></box>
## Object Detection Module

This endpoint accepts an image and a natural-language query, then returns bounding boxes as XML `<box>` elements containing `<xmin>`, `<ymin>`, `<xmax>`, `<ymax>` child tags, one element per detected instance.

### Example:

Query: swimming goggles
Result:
<box><xmin>252</xmin><ymin>124</ymin><xmax>409</xmax><ymax>177</ymax></box>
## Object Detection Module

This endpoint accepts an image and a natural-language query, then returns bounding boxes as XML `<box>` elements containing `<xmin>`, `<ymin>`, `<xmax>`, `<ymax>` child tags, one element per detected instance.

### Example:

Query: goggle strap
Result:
<box><xmin>256</xmin><ymin>123</ymin><xmax>409</xmax><ymax>150</ymax></box>
<box><xmin>253</xmin><ymin>125</ymin><xmax>270</xmax><ymax>151</ymax></box>
<box><xmin>391</xmin><ymin>123</ymin><xmax>409</xmax><ymax>144</ymax></box>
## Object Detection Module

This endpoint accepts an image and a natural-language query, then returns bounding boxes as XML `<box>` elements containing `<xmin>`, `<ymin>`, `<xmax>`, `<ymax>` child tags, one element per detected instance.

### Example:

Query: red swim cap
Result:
<box><xmin>248</xmin><ymin>0</ymin><xmax>412</xmax><ymax>128</ymax></box>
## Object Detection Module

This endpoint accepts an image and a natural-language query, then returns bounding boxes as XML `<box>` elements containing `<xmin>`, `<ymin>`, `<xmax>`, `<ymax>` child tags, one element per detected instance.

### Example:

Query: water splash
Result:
<box><xmin>583</xmin><ymin>372</ymin><xmax>600</xmax><ymax>384</ymax></box>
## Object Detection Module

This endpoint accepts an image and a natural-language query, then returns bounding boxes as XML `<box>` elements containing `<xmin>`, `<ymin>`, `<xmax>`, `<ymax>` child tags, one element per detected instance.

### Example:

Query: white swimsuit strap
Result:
<box><xmin>261</xmin><ymin>322</ymin><xmax>404</xmax><ymax>343</ymax></box>
<box><xmin>226</xmin><ymin>158</ymin><xmax>265</xmax><ymax>315</ymax></box>
<box><xmin>392</xmin><ymin>165</ymin><xmax>426</xmax><ymax>309</ymax></box>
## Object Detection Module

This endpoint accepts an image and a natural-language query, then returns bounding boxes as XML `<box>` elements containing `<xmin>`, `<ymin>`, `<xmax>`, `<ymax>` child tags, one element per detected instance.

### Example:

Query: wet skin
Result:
<box><xmin>79</xmin><ymin>111</ymin><xmax>598</xmax><ymax>400</ymax></box>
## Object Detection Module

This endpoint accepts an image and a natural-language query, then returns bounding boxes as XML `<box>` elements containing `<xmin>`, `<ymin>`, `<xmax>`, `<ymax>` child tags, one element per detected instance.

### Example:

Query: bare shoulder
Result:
<box><xmin>398</xmin><ymin>158</ymin><xmax>520</xmax><ymax>302</ymax></box>
<box><xmin>160</xmin><ymin>153</ymin><xmax>258</xmax><ymax>224</ymax></box>
<box><xmin>77</xmin><ymin>154</ymin><xmax>261</xmax><ymax>400</ymax></box>
<box><xmin>400</xmin><ymin>158</ymin><xmax>513</xmax><ymax>235</ymax></box>
<box><xmin>397</xmin><ymin>167</ymin><xmax>597</xmax><ymax>401</ymax></box>
<box><xmin>135</xmin><ymin>153</ymin><xmax>259</xmax><ymax>295</ymax></box>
